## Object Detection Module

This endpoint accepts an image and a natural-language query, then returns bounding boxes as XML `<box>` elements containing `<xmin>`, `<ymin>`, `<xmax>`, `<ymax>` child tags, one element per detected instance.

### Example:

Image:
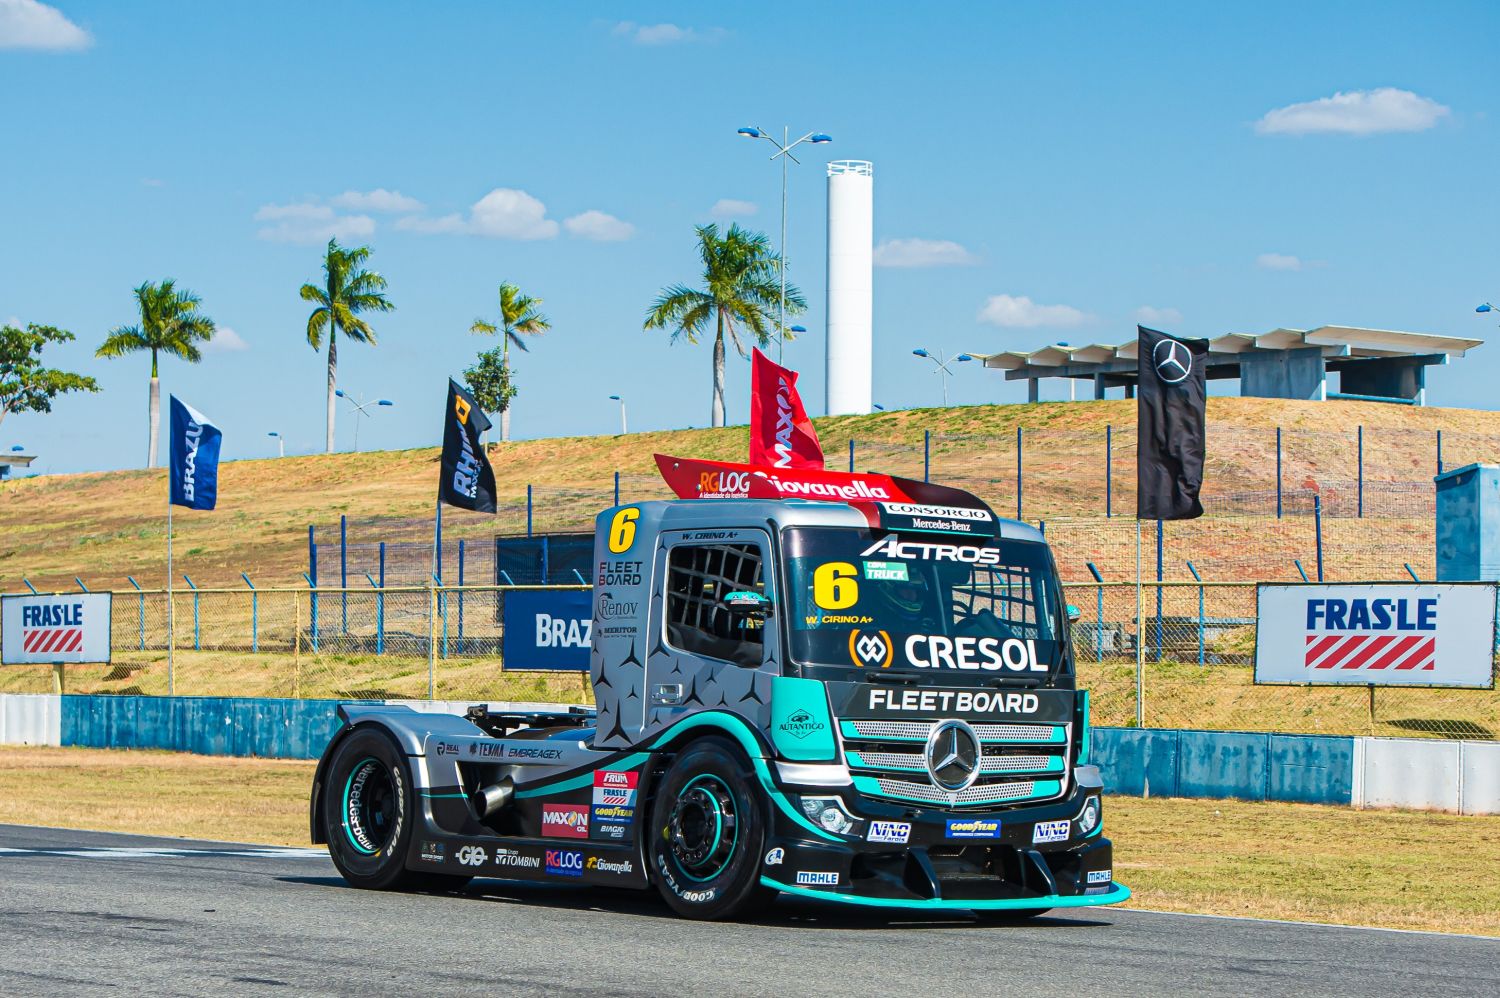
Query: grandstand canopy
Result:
<box><xmin>969</xmin><ymin>325</ymin><xmax>1483</xmax><ymax>405</ymax></box>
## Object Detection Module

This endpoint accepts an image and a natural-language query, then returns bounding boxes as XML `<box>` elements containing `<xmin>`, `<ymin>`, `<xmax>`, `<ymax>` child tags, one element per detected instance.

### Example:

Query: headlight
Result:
<box><xmin>1075</xmin><ymin>795</ymin><xmax>1100</xmax><ymax>835</ymax></box>
<box><xmin>800</xmin><ymin>796</ymin><xmax>856</xmax><ymax>835</ymax></box>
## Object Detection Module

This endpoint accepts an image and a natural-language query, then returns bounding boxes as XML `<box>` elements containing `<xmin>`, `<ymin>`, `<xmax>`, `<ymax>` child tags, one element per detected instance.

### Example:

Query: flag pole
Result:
<box><xmin>1134</xmin><ymin>517</ymin><xmax>1143</xmax><ymax>727</ymax></box>
<box><xmin>167</xmin><ymin>493</ymin><xmax>175</xmax><ymax>696</ymax></box>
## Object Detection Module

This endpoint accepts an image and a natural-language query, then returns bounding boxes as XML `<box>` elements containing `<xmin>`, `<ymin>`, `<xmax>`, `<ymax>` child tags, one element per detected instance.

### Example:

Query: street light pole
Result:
<box><xmin>912</xmin><ymin>349</ymin><xmax>973</xmax><ymax>407</ymax></box>
<box><xmin>738</xmin><ymin>125</ymin><xmax>832</xmax><ymax>363</ymax></box>
<box><xmin>267</xmin><ymin>431</ymin><xmax>284</xmax><ymax>458</ymax></box>
<box><xmin>335</xmin><ymin>390</ymin><xmax>394</xmax><ymax>452</ymax></box>
<box><xmin>608</xmin><ymin>395</ymin><xmax>627</xmax><ymax>435</ymax></box>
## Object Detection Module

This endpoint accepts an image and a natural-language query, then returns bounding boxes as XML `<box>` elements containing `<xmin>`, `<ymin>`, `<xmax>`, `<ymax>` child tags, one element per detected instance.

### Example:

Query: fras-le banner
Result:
<box><xmin>1255</xmin><ymin>583</ymin><xmax>1497</xmax><ymax>689</ymax></box>
<box><xmin>2</xmin><ymin>593</ymin><xmax>112</xmax><ymax>665</ymax></box>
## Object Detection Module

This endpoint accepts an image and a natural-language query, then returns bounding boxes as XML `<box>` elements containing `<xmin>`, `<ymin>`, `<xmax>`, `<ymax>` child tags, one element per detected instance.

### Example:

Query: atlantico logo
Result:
<box><xmin>778</xmin><ymin>708</ymin><xmax>826</xmax><ymax>740</ymax></box>
<box><xmin>848</xmin><ymin>629</ymin><xmax>894</xmax><ymax>669</ymax></box>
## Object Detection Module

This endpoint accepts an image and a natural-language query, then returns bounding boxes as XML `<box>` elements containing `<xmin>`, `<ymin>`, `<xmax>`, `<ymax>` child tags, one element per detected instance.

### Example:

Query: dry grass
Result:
<box><xmin>1</xmin><ymin>746</ymin><xmax>1495</xmax><ymax>935</ymax></box>
<box><xmin>5</xmin><ymin>396</ymin><xmax>1499</xmax><ymax>592</ymax></box>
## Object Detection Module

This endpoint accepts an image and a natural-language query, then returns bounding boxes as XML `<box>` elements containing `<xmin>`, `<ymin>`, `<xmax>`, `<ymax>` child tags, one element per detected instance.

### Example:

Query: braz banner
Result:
<box><xmin>502</xmin><ymin>589</ymin><xmax>592</xmax><ymax>671</ymax></box>
<box><xmin>2</xmin><ymin>593</ymin><xmax>112</xmax><ymax>665</ymax></box>
<box><xmin>1255</xmin><ymin>583</ymin><xmax>1497</xmax><ymax>688</ymax></box>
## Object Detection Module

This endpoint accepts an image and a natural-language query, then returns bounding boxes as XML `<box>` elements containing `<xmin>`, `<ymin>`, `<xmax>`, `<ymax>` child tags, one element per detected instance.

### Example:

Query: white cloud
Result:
<box><xmin>1256</xmin><ymin>88</ymin><xmax>1450</xmax><ymax>136</ymax></box>
<box><xmin>205</xmin><ymin>326</ymin><xmax>249</xmax><ymax>353</ymax></box>
<box><xmin>874</xmin><ymin>238</ymin><xmax>977</xmax><ymax>268</ymax></box>
<box><xmin>977</xmin><ymin>294</ymin><xmax>1089</xmax><ymax>328</ymax></box>
<box><xmin>1135</xmin><ymin>305</ymin><xmax>1183</xmax><ymax>326</ymax></box>
<box><xmin>396</xmin><ymin>188</ymin><xmax>561</xmax><ymax>240</ymax></box>
<box><xmin>563</xmin><ymin>210</ymin><xmax>634</xmax><ymax>241</ymax></box>
<box><xmin>141</xmin><ymin>177</ymin><xmax>164</xmax><ymax>188</ymax></box>
<box><xmin>612</xmin><ymin>20</ymin><xmax>720</xmax><ymax>44</ymax></box>
<box><xmin>0</xmin><ymin>0</ymin><xmax>91</xmax><ymax>51</ymax></box>
<box><xmin>330</xmin><ymin>188</ymin><xmax>424</xmax><ymax>213</ymax></box>
<box><xmin>254</xmin><ymin>201</ymin><xmax>375</xmax><ymax>244</ymax></box>
<box><xmin>710</xmin><ymin>198</ymin><xmax>757</xmax><ymax>219</ymax></box>
<box><xmin>1256</xmin><ymin>252</ymin><xmax>1303</xmax><ymax>271</ymax></box>
<box><xmin>4</xmin><ymin>315</ymin><xmax>21</xmax><ymax>328</ymax></box>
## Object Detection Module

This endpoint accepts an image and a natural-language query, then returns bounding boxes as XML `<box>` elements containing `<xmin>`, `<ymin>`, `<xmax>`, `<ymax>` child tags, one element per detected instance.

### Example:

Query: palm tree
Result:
<box><xmin>645</xmin><ymin>223</ymin><xmax>804</xmax><ymax>427</ymax></box>
<box><xmin>96</xmin><ymin>280</ymin><xmax>216</xmax><ymax>467</ymax></box>
<box><xmin>301</xmin><ymin>239</ymin><xmax>395</xmax><ymax>453</ymax></box>
<box><xmin>470</xmin><ymin>282</ymin><xmax>550</xmax><ymax>442</ymax></box>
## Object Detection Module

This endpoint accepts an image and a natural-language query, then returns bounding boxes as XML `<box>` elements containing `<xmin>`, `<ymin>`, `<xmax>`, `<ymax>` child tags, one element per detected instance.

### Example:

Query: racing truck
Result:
<box><xmin>310</xmin><ymin>455</ymin><xmax>1128</xmax><ymax>920</ymax></box>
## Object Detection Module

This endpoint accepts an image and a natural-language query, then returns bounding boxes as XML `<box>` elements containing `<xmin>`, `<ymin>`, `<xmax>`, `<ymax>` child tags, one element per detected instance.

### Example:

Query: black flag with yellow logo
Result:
<box><xmin>438</xmin><ymin>378</ymin><xmax>497</xmax><ymax>513</ymax></box>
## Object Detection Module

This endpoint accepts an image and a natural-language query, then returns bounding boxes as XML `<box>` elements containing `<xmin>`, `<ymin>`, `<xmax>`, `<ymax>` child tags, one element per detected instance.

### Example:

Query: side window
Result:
<box><xmin>665</xmin><ymin>543</ymin><xmax>766</xmax><ymax>666</ymax></box>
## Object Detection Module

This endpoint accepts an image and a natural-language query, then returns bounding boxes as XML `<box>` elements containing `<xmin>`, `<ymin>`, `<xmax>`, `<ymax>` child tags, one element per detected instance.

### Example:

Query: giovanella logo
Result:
<box><xmin>778</xmin><ymin>708</ymin><xmax>825</xmax><ymax>740</ymax></box>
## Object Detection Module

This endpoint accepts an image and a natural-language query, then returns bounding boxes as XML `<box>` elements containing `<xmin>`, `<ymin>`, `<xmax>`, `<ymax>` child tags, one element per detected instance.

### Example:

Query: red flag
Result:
<box><xmin>749</xmin><ymin>348</ymin><xmax>824</xmax><ymax>469</ymax></box>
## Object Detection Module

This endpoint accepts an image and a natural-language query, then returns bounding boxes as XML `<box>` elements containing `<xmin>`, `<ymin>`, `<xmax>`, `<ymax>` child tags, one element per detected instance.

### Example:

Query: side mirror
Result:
<box><xmin>724</xmin><ymin>590</ymin><xmax>773</xmax><ymax>618</ymax></box>
<box><xmin>1066</xmin><ymin>604</ymin><xmax>1081</xmax><ymax>624</ymax></box>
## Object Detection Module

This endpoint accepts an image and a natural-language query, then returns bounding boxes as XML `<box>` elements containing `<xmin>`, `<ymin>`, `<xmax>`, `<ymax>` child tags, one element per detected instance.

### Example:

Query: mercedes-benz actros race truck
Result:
<box><xmin>310</xmin><ymin>455</ymin><xmax>1128</xmax><ymax>920</ymax></box>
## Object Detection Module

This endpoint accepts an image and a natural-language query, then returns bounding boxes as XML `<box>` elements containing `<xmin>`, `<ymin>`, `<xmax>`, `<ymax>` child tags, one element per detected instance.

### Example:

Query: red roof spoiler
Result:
<box><xmin>653</xmin><ymin>453</ymin><xmax>1000</xmax><ymax>537</ymax></box>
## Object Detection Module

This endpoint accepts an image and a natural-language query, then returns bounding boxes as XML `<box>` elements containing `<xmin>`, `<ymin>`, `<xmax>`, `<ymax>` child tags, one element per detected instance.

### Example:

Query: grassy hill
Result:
<box><xmin>5</xmin><ymin>396</ymin><xmax>1499</xmax><ymax>592</ymax></box>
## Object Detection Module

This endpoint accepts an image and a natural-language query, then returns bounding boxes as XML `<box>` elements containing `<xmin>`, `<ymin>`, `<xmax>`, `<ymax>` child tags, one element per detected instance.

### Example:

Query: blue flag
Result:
<box><xmin>168</xmin><ymin>396</ymin><xmax>222</xmax><ymax>510</ymax></box>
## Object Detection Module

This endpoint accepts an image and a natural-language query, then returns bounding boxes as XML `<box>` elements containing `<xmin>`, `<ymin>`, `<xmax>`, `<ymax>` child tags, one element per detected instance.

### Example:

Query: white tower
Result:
<box><xmin>825</xmin><ymin>160</ymin><xmax>873</xmax><ymax>415</ymax></box>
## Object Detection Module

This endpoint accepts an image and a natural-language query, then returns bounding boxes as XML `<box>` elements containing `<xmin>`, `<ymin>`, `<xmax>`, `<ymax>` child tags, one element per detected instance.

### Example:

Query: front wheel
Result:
<box><xmin>647</xmin><ymin>737</ymin><xmax>775</xmax><ymax>920</ymax></box>
<box><xmin>322</xmin><ymin>727</ymin><xmax>423</xmax><ymax>891</ymax></box>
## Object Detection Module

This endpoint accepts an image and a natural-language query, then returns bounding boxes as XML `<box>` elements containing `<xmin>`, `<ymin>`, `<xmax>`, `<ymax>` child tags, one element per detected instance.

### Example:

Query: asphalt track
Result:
<box><xmin>0</xmin><ymin>824</ymin><xmax>1493</xmax><ymax>997</ymax></box>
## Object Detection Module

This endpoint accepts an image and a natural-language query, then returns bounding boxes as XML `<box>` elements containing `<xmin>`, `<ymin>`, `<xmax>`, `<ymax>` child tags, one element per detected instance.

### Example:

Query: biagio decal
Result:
<box><xmin>585</xmin><ymin>856</ymin><xmax>634</xmax><ymax>875</ymax></box>
<box><xmin>494</xmin><ymin>848</ymin><xmax>542</xmax><ymax>870</ymax></box>
<box><xmin>945</xmin><ymin>818</ymin><xmax>1001</xmax><ymax>840</ymax></box>
<box><xmin>777</xmin><ymin>708</ymin><xmax>826</xmax><ymax>740</ymax></box>
<box><xmin>866</xmin><ymin>821</ymin><xmax>911</xmax><ymax>845</ymax></box>
<box><xmin>794</xmin><ymin>871</ymin><xmax>840</xmax><ymax>886</ymax></box>
<box><xmin>541</xmin><ymin>804</ymin><xmax>590</xmax><ymax>839</ymax></box>
<box><xmin>1033</xmin><ymin>820</ymin><xmax>1069</xmax><ymax>844</ymax></box>
<box><xmin>456</xmin><ymin>845</ymin><xmax>488</xmax><ymax>867</ymax></box>
<box><xmin>545</xmin><ymin>849</ymin><xmax>585</xmax><ymax>877</ymax></box>
<box><xmin>866</xmin><ymin>687</ymin><xmax>1041</xmax><ymax>716</ymax></box>
<box><xmin>763</xmin><ymin>847</ymin><xmax>785</xmax><ymax>866</ymax></box>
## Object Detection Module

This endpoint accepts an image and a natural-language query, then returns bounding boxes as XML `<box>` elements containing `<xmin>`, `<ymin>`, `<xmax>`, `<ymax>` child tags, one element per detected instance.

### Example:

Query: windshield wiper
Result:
<box><xmin>862</xmin><ymin>672</ymin><xmax>919</xmax><ymax>685</ymax></box>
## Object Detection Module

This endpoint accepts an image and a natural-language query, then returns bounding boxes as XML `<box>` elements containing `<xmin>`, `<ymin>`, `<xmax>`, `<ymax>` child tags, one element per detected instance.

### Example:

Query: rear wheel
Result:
<box><xmin>322</xmin><ymin>727</ymin><xmax>423</xmax><ymax>891</ymax></box>
<box><xmin>648</xmin><ymin>737</ymin><xmax>775</xmax><ymax>920</ymax></box>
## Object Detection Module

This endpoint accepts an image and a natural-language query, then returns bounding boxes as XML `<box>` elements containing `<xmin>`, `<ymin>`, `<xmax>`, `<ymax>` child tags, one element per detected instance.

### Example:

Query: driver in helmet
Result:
<box><xmin>874</xmin><ymin>572</ymin><xmax>942</xmax><ymax>632</ymax></box>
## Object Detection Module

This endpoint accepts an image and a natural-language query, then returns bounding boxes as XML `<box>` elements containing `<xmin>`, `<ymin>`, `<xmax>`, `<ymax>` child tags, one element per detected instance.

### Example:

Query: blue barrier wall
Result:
<box><xmin>1091</xmin><ymin>727</ymin><xmax>1354</xmax><ymax>805</ymax></box>
<box><xmin>61</xmin><ymin>695</ymin><xmax>344</xmax><ymax>760</ymax></box>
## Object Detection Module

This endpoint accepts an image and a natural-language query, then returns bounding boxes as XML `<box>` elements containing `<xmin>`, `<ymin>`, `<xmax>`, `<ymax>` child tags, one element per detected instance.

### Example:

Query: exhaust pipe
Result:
<box><xmin>472</xmin><ymin>778</ymin><xmax>514</xmax><ymax>818</ymax></box>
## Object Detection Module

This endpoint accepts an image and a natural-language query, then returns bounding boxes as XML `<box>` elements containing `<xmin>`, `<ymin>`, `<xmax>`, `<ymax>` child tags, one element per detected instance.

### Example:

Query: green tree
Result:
<box><xmin>301</xmin><ymin>239</ymin><xmax>395</xmax><ymax>453</ymax></box>
<box><xmin>0</xmin><ymin>323</ymin><xmax>99</xmax><ymax>431</ymax></box>
<box><xmin>470</xmin><ymin>282</ymin><xmax>550</xmax><ymax>442</ymax></box>
<box><xmin>96</xmin><ymin>280</ymin><xmax>216</xmax><ymax>467</ymax></box>
<box><xmin>644</xmin><ymin>223</ymin><xmax>803</xmax><ymax>427</ymax></box>
<box><xmin>462</xmin><ymin>346</ymin><xmax>515</xmax><ymax>446</ymax></box>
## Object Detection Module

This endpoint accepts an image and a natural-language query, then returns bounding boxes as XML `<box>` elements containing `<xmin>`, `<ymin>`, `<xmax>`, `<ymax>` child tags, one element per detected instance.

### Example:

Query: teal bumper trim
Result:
<box><xmin>761</xmin><ymin>878</ymin><xmax>1131</xmax><ymax>910</ymax></box>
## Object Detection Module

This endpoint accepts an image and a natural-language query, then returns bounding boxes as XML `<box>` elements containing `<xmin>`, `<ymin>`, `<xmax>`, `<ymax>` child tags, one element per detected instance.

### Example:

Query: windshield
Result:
<box><xmin>782</xmin><ymin>527</ymin><xmax>1069</xmax><ymax>678</ymax></box>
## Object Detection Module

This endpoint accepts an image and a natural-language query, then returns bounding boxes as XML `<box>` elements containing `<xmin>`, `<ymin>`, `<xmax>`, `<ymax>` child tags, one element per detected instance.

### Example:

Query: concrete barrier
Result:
<box><xmin>1353</xmin><ymin>737</ymin><xmax>1500</xmax><ymax>814</ymax></box>
<box><xmin>0</xmin><ymin>694</ymin><xmax>61</xmax><ymax>747</ymax></box>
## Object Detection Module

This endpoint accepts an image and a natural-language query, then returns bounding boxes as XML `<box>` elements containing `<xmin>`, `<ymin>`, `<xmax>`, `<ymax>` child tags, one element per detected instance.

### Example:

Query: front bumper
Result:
<box><xmin>763</xmin><ymin>877</ymin><xmax>1131</xmax><ymax>911</ymax></box>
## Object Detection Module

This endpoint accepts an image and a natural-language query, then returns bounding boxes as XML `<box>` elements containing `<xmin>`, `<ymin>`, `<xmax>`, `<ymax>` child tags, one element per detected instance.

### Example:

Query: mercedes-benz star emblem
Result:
<box><xmin>924</xmin><ymin>719</ymin><xmax>981</xmax><ymax>793</ymax></box>
<box><xmin>1152</xmin><ymin>338</ymin><xmax>1193</xmax><ymax>385</ymax></box>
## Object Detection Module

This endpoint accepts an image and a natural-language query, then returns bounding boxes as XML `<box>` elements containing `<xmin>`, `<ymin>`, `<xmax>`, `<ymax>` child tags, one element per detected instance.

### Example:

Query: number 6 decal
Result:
<box><xmin>608</xmin><ymin>507</ymin><xmax>639</xmax><ymax>554</ymax></box>
<box><xmin>813</xmin><ymin>562</ymin><xmax>859</xmax><ymax>610</ymax></box>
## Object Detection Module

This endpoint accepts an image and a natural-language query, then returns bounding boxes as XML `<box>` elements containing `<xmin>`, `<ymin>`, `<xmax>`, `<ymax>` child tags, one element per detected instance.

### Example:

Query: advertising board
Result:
<box><xmin>501</xmin><ymin>589</ymin><xmax>591</xmax><ymax>671</ymax></box>
<box><xmin>2</xmin><ymin>593</ymin><xmax>113</xmax><ymax>665</ymax></box>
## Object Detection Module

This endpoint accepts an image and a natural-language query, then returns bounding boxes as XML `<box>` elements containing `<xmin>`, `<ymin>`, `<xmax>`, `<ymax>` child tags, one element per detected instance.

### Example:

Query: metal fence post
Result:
<box><xmin>1086</xmin><ymin>563</ymin><xmax>1104</xmax><ymax>664</ymax></box>
<box><xmin>183</xmin><ymin>574</ymin><xmax>200</xmax><ymax>652</ymax></box>
<box><xmin>242</xmin><ymin>572</ymin><xmax>257</xmax><ymax>654</ymax></box>
<box><xmin>127</xmin><ymin>576</ymin><xmax>145</xmax><ymax>650</ymax></box>
<box><xmin>340</xmin><ymin>514</ymin><xmax>348</xmax><ymax>634</ymax></box>
<box><xmin>427</xmin><ymin>583</ymin><xmax>437</xmax><ymax>699</ymax></box>
<box><xmin>1437</xmin><ymin>429</ymin><xmax>1443</xmax><ymax>476</ymax></box>
<box><xmin>848</xmin><ymin>439</ymin><xmax>855</xmax><ymax>473</ymax></box>
<box><xmin>527</xmin><ymin>484</ymin><xmax>533</xmax><ymax>537</ymax></box>
<box><xmin>1154</xmin><ymin>521</ymin><xmax>1164</xmax><ymax>662</ymax></box>
<box><xmin>1016</xmin><ymin>427</ymin><xmax>1023</xmax><ymax>521</ymax></box>
<box><xmin>923</xmin><ymin>430</ymin><xmax>931</xmax><ymax>483</ymax></box>
<box><xmin>378</xmin><ymin>541</ymin><xmax>386</xmax><ymax>655</ymax></box>
<box><xmin>614</xmin><ymin>470</ymin><xmax>620</xmax><ymax>506</ymax></box>
<box><xmin>308</xmin><ymin>531</ymin><xmax>319</xmax><ymax>653</ymax></box>
<box><xmin>1186</xmin><ymin>561</ymin><xmax>1204</xmax><ymax>666</ymax></box>
<box><xmin>1276</xmin><ymin>426</ymin><xmax>1283</xmax><ymax>519</ymax></box>
<box><xmin>1105</xmin><ymin>424</ymin><xmax>1112</xmax><ymax>518</ymax></box>
<box><xmin>1357</xmin><ymin>425</ymin><xmax>1364</xmax><ymax>518</ymax></box>
<box><xmin>1315</xmin><ymin>494</ymin><xmax>1324</xmax><ymax>582</ymax></box>
<box><xmin>458</xmin><ymin>539</ymin><xmax>466</xmax><ymax>651</ymax></box>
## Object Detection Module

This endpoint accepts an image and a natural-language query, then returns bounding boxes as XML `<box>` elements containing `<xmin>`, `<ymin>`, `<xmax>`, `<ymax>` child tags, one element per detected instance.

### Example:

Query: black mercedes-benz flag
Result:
<box><xmin>438</xmin><ymin>378</ymin><xmax>497</xmax><ymax>513</ymax></box>
<box><xmin>1137</xmin><ymin>325</ymin><xmax>1208</xmax><ymax>520</ymax></box>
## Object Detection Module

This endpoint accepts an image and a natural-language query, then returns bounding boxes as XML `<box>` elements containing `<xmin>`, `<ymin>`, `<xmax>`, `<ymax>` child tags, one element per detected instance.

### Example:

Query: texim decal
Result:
<box><xmin>545</xmin><ymin>849</ymin><xmax>585</xmax><ymax>877</ymax></box>
<box><xmin>1033</xmin><ymin>820</ymin><xmax>1069</xmax><ymax>844</ymax></box>
<box><xmin>795</xmin><ymin>871</ymin><xmax>840</xmax><ymax>886</ymax></box>
<box><xmin>866</xmin><ymin>821</ymin><xmax>911</xmax><ymax>845</ymax></box>
<box><xmin>945</xmin><ymin>818</ymin><xmax>1001</xmax><ymax>840</ymax></box>
<box><xmin>848</xmin><ymin>629</ymin><xmax>894</xmax><ymax>669</ymax></box>
<box><xmin>541</xmin><ymin>804</ymin><xmax>590</xmax><ymax>839</ymax></box>
<box><xmin>777</xmin><ymin>708</ymin><xmax>826</xmax><ymax>740</ymax></box>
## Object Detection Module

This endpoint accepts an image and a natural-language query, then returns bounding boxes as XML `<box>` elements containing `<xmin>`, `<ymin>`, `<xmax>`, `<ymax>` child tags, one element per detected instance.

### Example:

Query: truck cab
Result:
<box><xmin>311</xmin><ymin>469</ymin><xmax>1125</xmax><ymax>921</ymax></box>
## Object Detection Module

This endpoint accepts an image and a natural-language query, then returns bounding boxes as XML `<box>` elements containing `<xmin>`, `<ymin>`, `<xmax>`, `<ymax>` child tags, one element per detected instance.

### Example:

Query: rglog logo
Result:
<box><xmin>778</xmin><ymin>708</ymin><xmax>825</xmax><ymax>740</ymax></box>
<box><xmin>848</xmin><ymin>629</ymin><xmax>894</xmax><ymax>669</ymax></box>
<box><xmin>697</xmin><ymin>470</ymin><xmax>752</xmax><ymax>497</ymax></box>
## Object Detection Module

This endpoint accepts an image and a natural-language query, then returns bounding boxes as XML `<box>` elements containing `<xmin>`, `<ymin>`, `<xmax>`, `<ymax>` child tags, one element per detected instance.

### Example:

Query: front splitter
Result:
<box><xmin>761</xmin><ymin>878</ymin><xmax>1131</xmax><ymax>911</ymax></box>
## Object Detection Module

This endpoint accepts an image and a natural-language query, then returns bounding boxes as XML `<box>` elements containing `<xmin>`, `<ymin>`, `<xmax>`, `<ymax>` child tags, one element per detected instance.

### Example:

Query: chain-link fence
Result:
<box><xmin>2</xmin><ymin>583</ymin><xmax>1496</xmax><ymax>740</ymax></box>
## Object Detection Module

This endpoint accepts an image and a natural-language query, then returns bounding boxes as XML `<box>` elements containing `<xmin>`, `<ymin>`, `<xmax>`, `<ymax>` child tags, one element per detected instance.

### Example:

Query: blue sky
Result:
<box><xmin>3</xmin><ymin>1</ymin><xmax>1498</xmax><ymax>474</ymax></box>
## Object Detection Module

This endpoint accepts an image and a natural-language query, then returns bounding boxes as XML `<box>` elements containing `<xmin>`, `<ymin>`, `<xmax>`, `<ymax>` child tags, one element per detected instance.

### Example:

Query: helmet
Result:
<box><xmin>877</xmin><ymin>574</ymin><xmax>930</xmax><ymax>616</ymax></box>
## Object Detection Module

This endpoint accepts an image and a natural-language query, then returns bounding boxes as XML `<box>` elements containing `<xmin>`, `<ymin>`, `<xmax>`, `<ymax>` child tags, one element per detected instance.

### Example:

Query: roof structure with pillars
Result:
<box><xmin>969</xmin><ymin>326</ymin><xmax>1483</xmax><ymax>405</ymax></box>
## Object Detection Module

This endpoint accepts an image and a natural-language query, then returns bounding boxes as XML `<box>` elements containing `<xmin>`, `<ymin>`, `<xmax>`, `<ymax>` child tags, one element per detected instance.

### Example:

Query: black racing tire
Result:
<box><xmin>647</xmin><ymin>737</ymin><xmax>775</xmax><ymax>921</ymax></box>
<box><xmin>322</xmin><ymin>726</ymin><xmax>423</xmax><ymax>891</ymax></box>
